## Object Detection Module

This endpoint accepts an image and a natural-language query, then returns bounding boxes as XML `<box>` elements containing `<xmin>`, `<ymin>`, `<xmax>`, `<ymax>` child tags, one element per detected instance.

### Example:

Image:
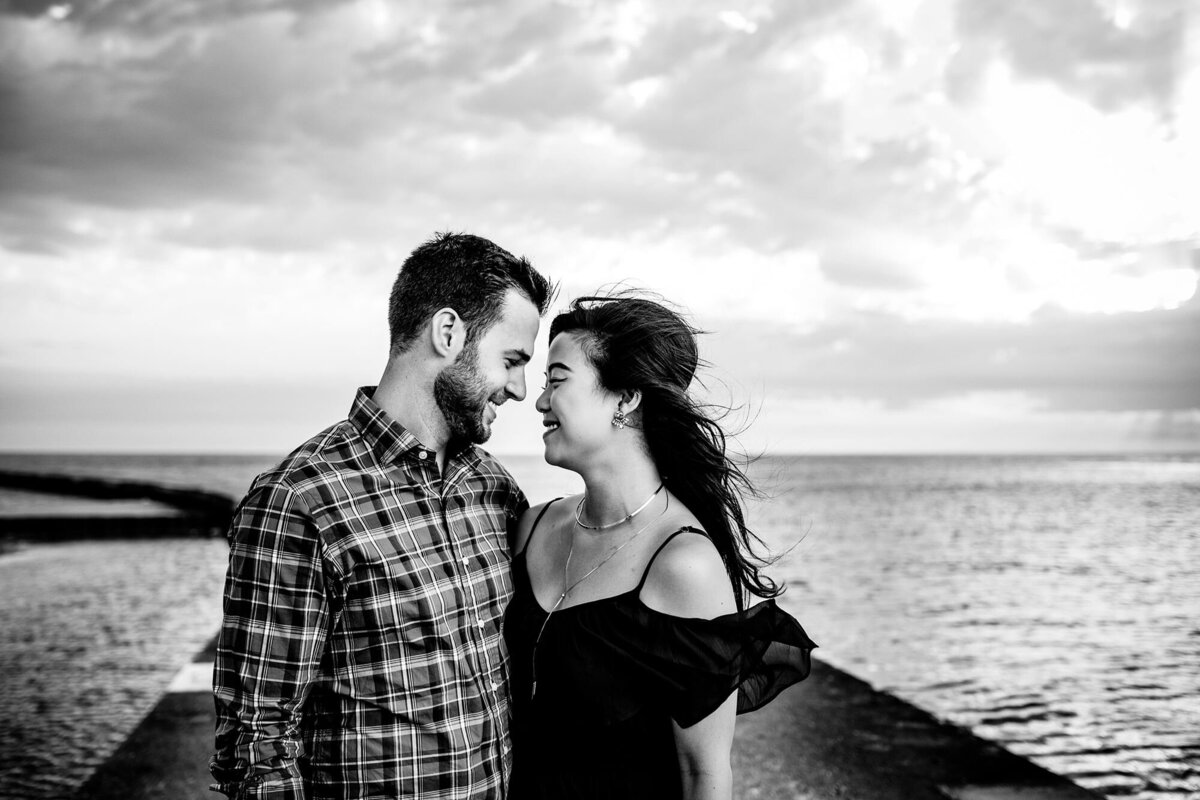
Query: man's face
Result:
<box><xmin>434</xmin><ymin>289</ymin><xmax>540</xmax><ymax>444</ymax></box>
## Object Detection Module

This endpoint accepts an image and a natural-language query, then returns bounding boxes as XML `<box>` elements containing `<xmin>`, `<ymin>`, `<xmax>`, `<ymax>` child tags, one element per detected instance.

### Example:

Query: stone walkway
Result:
<box><xmin>77</xmin><ymin>641</ymin><xmax>1103</xmax><ymax>800</ymax></box>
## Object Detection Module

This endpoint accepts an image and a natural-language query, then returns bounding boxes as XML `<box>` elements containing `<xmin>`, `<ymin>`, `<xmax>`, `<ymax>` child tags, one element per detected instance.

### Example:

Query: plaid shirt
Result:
<box><xmin>212</xmin><ymin>387</ymin><xmax>526</xmax><ymax>800</ymax></box>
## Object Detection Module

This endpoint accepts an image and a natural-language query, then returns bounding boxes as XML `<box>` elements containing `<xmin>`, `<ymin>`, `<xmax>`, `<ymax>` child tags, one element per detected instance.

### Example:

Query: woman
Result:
<box><xmin>504</xmin><ymin>295</ymin><xmax>816</xmax><ymax>799</ymax></box>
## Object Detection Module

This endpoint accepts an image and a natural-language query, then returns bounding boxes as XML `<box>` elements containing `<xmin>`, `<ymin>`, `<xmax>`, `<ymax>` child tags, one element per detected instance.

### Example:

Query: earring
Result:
<box><xmin>611</xmin><ymin>408</ymin><xmax>628</xmax><ymax>429</ymax></box>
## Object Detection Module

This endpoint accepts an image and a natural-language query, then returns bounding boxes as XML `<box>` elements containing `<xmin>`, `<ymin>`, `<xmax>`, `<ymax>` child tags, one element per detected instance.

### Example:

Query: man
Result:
<box><xmin>211</xmin><ymin>233</ymin><xmax>554</xmax><ymax>799</ymax></box>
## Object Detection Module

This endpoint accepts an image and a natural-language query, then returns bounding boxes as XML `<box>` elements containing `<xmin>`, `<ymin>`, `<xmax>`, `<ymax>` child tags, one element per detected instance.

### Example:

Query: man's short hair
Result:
<box><xmin>388</xmin><ymin>232</ymin><xmax>554</xmax><ymax>353</ymax></box>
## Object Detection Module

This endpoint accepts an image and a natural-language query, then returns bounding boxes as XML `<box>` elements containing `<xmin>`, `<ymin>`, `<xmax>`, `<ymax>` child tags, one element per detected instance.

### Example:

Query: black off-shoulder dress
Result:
<box><xmin>504</xmin><ymin>500</ymin><xmax>816</xmax><ymax>799</ymax></box>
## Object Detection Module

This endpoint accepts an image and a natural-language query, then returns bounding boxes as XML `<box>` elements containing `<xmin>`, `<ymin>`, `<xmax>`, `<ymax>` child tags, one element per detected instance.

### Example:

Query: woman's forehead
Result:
<box><xmin>547</xmin><ymin>331</ymin><xmax>587</xmax><ymax>363</ymax></box>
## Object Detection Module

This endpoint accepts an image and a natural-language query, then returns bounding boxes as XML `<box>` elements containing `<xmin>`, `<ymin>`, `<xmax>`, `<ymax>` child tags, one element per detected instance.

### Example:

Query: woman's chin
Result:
<box><xmin>541</xmin><ymin>440</ymin><xmax>570</xmax><ymax>470</ymax></box>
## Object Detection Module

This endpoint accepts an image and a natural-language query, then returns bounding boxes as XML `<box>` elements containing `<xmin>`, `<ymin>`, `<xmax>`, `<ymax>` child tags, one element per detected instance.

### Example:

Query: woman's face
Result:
<box><xmin>535</xmin><ymin>332</ymin><xmax>623</xmax><ymax>471</ymax></box>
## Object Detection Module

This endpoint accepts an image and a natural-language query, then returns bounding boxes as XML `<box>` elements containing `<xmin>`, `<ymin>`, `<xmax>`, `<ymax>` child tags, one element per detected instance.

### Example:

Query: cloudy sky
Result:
<box><xmin>1</xmin><ymin>0</ymin><xmax>1197</xmax><ymax>456</ymax></box>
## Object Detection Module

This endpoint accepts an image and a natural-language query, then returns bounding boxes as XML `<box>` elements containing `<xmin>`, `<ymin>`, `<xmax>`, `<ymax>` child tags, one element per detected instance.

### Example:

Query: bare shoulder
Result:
<box><xmin>513</xmin><ymin>494</ymin><xmax>578</xmax><ymax>554</ymax></box>
<box><xmin>639</xmin><ymin>529</ymin><xmax>737</xmax><ymax>620</ymax></box>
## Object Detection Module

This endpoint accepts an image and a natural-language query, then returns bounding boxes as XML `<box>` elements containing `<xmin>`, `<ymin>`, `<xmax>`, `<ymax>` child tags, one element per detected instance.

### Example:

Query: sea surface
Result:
<box><xmin>0</xmin><ymin>452</ymin><xmax>1196</xmax><ymax>799</ymax></box>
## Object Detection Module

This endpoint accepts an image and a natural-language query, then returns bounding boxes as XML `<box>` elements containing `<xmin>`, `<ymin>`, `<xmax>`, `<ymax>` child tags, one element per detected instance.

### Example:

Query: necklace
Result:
<box><xmin>573</xmin><ymin>482</ymin><xmax>664</xmax><ymax>530</ymax></box>
<box><xmin>530</xmin><ymin>499</ymin><xmax>667</xmax><ymax>699</ymax></box>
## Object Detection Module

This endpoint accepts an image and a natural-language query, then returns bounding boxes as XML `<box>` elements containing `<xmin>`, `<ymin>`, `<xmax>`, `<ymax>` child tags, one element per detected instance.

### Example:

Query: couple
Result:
<box><xmin>210</xmin><ymin>233</ymin><xmax>815</xmax><ymax>800</ymax></box>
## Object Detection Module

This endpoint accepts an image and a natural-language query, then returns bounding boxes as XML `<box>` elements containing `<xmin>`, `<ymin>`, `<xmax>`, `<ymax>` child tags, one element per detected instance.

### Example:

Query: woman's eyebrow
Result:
<box><xmin>546</xmin><ymin>362</ymin><xmax>573</xmax><ymax>372</ymax></box>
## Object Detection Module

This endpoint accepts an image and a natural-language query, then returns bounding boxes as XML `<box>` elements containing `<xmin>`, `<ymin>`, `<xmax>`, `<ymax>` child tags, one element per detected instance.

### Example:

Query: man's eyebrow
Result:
<box><xmin>506</xmin><ymin>349</ymin><xmax>532</xmax><ymax>364</ymax></box>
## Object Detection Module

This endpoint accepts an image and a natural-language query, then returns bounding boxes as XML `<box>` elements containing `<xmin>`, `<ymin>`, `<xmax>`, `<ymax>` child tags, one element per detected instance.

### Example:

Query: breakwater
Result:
<box><xmin>0</xmin><ymin>469</ymin><xmax>235</xmax><ymax>539</ymax></box>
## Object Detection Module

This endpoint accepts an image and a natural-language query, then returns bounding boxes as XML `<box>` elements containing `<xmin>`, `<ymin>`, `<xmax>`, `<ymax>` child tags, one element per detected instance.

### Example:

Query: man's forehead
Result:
<box><xmin>484</xmin><ymin>289</ymin><xmax>540</xmax><ymax>343</ymax></box>
<box><xmin>498</xmin><ymin>287</ymin><xmax>540</xmax><ymax>318</ymax></box>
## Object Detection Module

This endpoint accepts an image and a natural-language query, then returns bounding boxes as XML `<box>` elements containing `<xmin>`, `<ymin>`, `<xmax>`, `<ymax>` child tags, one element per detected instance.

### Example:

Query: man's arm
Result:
<box><xmin>211</xmin><ymin>479</ymin><xmax>334</xmax><ymax>800</ymax></box>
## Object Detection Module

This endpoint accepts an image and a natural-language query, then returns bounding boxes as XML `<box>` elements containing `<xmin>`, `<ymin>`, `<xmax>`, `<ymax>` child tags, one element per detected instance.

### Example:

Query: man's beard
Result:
<box><xmin>433</xmin><ymin>343</ymin><xmax>496</xmax><ymax>444</ymax></box>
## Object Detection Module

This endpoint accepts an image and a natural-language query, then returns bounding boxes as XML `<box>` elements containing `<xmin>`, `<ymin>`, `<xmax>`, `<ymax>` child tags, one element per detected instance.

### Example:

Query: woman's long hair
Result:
<box><xmin>549</xmin><ymin>294</ymin><xmax>780</xmax><ymax>610</ymax></box>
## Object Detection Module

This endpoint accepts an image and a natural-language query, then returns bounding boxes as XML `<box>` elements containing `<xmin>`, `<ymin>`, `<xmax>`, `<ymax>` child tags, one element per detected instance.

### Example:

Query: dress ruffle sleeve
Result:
<box><xmin>582</xmin><ymin>597</ymin><xmax>817</xmax><ymax>729</ymax></box>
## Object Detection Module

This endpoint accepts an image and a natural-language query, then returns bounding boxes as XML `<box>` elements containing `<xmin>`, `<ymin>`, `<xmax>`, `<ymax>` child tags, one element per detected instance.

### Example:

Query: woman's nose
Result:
<box><xmin>534</xmin><ymin>386</ymin><xmax>550</xmax><ymax>413</ymax></box>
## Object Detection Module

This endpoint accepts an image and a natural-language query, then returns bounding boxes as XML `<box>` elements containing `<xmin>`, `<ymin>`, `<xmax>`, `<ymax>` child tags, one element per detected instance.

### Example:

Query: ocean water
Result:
<box><xmin>0</xmin><ymin>452</ymin><xmax>1196</xmax><ymax>799</ymax></box>
<box><xmin>751</xmin><ymin>455</ymin><xmax>1200</xmax><ymax>800</ymax></box>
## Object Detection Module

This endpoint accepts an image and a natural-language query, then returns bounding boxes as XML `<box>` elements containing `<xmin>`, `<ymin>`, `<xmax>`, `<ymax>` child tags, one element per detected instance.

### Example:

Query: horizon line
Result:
<box><xmin>2</xmin><ymin>448</ymin><xmax>1198</xmax><ymax>459</ymax></box>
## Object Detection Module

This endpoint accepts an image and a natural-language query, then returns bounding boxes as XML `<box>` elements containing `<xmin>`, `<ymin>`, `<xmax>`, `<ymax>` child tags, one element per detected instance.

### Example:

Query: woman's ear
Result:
<box><xmin>620</xmin><ymin>389</ymin><xmax>643</xmax><ymax>415</ymax></box>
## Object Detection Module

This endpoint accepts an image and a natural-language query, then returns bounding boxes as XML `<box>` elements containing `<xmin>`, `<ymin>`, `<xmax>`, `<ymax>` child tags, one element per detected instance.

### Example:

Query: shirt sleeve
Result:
<box><xmin>507</xmin><ymin>472</ymin><xmax>530</xmax><ymax>522</ymax></box>
<box><xmin>500</xmin><ymin>462</ymin><xmax>530</xmax><ymax>555</ymax></box>
<box><xmin>211</xmin><ymin>478</ymin><xmax>335</xmax><ymax>800</ymax></box>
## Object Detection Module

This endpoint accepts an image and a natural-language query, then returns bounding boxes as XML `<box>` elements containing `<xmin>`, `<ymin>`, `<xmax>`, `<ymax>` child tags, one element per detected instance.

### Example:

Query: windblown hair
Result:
<box><xmin>549</xmin><ymin>294</ymin><xmax>780</xmax><ymax>609</ymax></box>
<box><xmin>388</xmin><ymin>232</ymin><xmax>554</xmax><ymax>353</ymax></box>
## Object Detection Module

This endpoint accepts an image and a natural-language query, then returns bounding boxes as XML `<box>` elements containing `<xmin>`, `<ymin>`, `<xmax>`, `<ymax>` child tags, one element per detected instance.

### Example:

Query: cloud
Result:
<box><xmin>953</xmin><ymin>0</ymin><xmax>1187</xmax><ymax>115</ymax></box>
<box><xmin>0</xmin><ymin>0</ymin><xmax>348</xmax><ymax>35</ymax></box>
<box><xmin>2</xmin><ymin>0</ymin><xmax>1191</xmax><ymax>270</ymax></box>
<box><xmin>704</xmin><ymin>291</ymin><xmax>1200</xmax><ymax>413</ymax></box>
<box><xmin>0</xmin><ymin>0</ymin><xmax>1196</xmax><ymax>453</ymax></box>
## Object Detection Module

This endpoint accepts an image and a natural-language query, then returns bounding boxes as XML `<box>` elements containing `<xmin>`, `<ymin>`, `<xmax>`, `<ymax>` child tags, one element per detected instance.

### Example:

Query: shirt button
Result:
<box><xmin>476</xmin><ymin>619</ymin><xmax>486</xmax><ymax>629</ymax></box>
<box><xmin>461</xmin><ymin>557</ymin><xmax>469</xmax><ymax>566</ymax></box>
<box><xmin>417</xmin><ymin>451</ymin><xmax>428</xmax><ymax>460</ymax></box>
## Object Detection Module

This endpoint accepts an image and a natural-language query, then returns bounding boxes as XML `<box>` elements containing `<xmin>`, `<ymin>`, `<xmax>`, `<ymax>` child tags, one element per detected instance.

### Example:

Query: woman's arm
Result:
<box><xmin>640</xmin><ymin>533</ymin><xmax>739</xmax><ymax>800</ymax></box>
<box><xmin>673</xmin><ymin>692</ymin><xmax>737</xmax><ymax>800</ymax></box>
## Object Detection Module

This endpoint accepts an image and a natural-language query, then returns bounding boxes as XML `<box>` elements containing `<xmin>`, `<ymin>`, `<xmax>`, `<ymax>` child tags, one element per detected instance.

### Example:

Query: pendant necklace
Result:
<box><xmin>531</xmin><ymin>490</ymin><xmax>667</xmax><ymax>699</ymax></box>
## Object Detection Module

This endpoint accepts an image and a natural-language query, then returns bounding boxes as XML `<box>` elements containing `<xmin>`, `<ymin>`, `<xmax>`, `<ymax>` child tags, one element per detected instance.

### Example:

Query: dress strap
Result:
<box><xmin>634</xmin><ymin>526</ymin><xmax>708</xmax><ymax>593</ymax></box>
<box><xmin>518</xmin><ymin>497</ymin><xmax>562</xmax><ymax>559</ymax></box>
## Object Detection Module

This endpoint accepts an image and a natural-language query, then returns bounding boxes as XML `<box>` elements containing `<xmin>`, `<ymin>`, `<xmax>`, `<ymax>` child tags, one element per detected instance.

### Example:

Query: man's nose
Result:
<box><xmin>507</xmin><ymin>370</ymin><xmax>527</xmax><ymax>402</ymax></box>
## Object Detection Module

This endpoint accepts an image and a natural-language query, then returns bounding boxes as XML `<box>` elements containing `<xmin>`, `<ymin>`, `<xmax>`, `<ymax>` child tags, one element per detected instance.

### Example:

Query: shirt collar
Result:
<box><xmin>348</xmin><ymin>386</ymin><xmax>483</xmax><ymax>470</ymax></box>
<box><xmin>348</xmin><ymin>386</ymin><xmax>427</xmax><ymax>465</ymax></box>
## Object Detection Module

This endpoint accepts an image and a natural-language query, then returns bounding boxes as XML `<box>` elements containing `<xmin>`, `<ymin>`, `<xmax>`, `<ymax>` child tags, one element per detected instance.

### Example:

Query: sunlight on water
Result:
<box><xmin>0</xmin><ymin>539</ymin><xmax>229</xmax><ymax>799</ymax></box>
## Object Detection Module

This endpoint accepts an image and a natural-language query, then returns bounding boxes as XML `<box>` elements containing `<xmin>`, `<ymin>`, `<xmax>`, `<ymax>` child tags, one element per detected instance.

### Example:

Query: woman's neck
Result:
<box><xmin>576</xmin><ymin>451</ymin><xmax>664</xmax><ymax>534</ymax></box>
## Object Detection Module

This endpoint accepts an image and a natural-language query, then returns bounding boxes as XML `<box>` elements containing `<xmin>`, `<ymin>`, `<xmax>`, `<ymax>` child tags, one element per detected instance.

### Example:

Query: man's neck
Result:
<box><xmin>373</xmin><ymin>356</ymin><xmax>451</xmax><ymax>458</ymax></box>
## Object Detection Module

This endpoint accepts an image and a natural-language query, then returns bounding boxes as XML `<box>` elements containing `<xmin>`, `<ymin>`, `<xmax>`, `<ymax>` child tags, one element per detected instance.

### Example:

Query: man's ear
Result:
<box><xmin>429</xmin><ymin>307</ymin><xmax>467</xmax><ymax>360</ymax></box>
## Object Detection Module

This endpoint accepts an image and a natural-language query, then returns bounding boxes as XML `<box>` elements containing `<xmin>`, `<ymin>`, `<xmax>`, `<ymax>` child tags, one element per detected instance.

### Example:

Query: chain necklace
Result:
<box><xmin>574</xmin><ymin>482</ymin><xmax>664</xmax><ymax>530</ymax></box>
<box><xmin>531</xmin><ymin>497</ymin><xmax>667</xmax><ymax>699</ymax></box>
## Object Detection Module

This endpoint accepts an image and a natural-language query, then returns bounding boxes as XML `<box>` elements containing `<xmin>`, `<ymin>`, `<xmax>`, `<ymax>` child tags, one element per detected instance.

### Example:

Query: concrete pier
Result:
<box><xmin>73</xmin><ymin>640</ymin><xmax>219</xmax><ymax>800</ymax></box>
<box><xmin>75</xmin><ymin>642</ymin><xmax>1103</xmax><ymax>800</ymax></box>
